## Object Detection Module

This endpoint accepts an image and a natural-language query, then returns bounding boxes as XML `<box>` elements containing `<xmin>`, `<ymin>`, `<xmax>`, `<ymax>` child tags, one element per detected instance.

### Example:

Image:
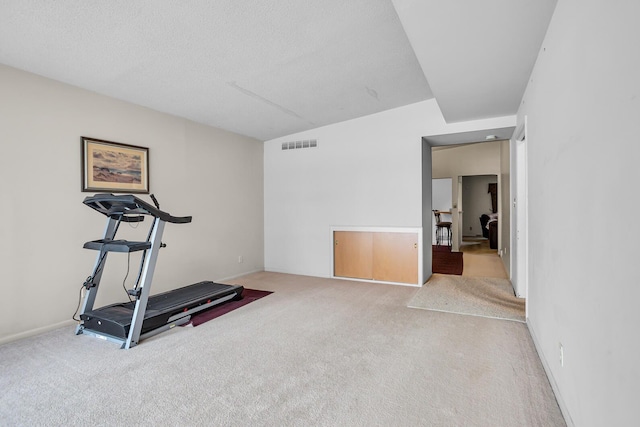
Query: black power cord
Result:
<box><xmin>72</xmin><ymin>213</ymin><xmax>144</xmax><ymax>320</ymax></box>
<box><xmin>73</xmin><ymin>250</ymin><xmax>134</xmax><ymax>321</ymax></box>
<box><xmin>72</xmin><ymin>283</ymin><xmax>86</xmax><ymax>322</ymax></box>
<box><xmin>122</xmin><ymin>252</ymin><xmax>132</xmax><ymax>302</ymax></box>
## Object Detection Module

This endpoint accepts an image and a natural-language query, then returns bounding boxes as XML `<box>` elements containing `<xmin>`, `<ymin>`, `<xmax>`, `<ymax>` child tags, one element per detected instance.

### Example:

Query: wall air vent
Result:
<box><xmin>281</xmin><ymin>139</ymin><xmax>318</xmax><ymax>150</ymax></box>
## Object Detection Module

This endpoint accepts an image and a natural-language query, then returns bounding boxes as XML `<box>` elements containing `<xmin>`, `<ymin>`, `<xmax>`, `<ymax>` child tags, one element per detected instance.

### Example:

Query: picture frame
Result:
<box><xmin>81</xmin><ymin>137</ymin><xmax>149</xmax><ymax>193</ymax></box>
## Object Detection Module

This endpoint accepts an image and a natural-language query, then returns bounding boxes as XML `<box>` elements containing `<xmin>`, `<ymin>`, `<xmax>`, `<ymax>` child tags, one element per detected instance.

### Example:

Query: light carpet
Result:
<box><xmin>409</xmin><ymin>274</ymin><xmax>526</xmax><ymax>322</ymax></box>
<box><xmin>0</xmin><ymin>271</ymin><xmax>561</xmax><ymax>426</ymax></box>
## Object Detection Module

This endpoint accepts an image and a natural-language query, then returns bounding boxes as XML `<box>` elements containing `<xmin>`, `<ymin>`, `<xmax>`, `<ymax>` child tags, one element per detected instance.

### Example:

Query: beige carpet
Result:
<box><xmin>462</xmin><ymin>253</ymin><xmax>509</xmax><ymax>279</ymax></box>
<box><xmin>409</xmin><ymin>273</ymin><xmax>526</xmax><ymax>322</ymax></box>
<box><xmin>0</xmin><ymin>272</ymin><xmax>561</xmax><ymax>426</ymax></box>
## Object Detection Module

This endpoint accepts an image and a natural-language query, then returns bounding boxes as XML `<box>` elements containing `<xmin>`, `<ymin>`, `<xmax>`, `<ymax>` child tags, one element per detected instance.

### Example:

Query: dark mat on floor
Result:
<box><xmin>432</xmin><ymin>245</ymin><xmax>463</xmax><ymax>275</ymax></box>
<box><xmin>189</xmin><ymin>288</ymin><xmax>273</xmax><ymax>326</ymax></box>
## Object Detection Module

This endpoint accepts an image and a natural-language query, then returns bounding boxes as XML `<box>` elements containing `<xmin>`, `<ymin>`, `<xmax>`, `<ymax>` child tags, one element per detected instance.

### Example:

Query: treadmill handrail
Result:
<box><xmin>83</xmin><ymin>194</ymin><xmax>192</xmax><ymax>224</ymax></box>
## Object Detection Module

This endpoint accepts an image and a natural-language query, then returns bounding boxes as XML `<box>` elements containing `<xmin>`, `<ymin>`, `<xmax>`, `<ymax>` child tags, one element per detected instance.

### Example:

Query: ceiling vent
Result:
<box><xmin>282</xmin><ymin>139</ymin><xmax>318</xmax><ymax>151</ymax></box>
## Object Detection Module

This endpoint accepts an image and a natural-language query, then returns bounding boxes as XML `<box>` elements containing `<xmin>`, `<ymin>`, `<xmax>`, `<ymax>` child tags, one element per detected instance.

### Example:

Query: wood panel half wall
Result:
<box><xmin>332</xmin><ymin>226</ymin><xmax>423</xmax><ymax>286</ymax></box>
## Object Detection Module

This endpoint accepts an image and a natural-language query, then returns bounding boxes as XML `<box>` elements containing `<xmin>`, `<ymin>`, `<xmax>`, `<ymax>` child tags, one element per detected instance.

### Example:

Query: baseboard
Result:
<box><xmin>216</xmin><ymin>269</ymin><xmax>264</xmax><ymax>283</ymax></box>
<box><xmin>263</xmin><ymin>266</ymin><xmax>330</xmax><ymax>279</ymax></box>
<box><xmin>0</xmin><ymin>319</ymin><xmax>77</xmax><ymax>346</ymax></box>
<box><xmin>527</xmin><ymin>320</ymin><xmax>574</xmax><ymax>427</ymax></box>
<box><xmin>332</xmin><ymin>275</ymin><xmax>421</xmax><ymax>288</ymax></box>
<box><xmin>265</xmin><ymin>267</ymin><xmax>421</xmax><ymax>287</ymax></box>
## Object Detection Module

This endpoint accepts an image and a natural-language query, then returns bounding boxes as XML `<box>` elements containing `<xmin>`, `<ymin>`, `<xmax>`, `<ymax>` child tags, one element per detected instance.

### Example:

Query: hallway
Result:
<box><xmin>460</xmin><ymin>237</ymin><xmax>509</xmax><ymax>280</ymax></box>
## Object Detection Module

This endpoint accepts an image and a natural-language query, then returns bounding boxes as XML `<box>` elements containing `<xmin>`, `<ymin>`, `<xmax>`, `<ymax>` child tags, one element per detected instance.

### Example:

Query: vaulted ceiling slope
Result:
<box><xmin>393</xmin><ymin>0</ymin><xmax>557</xmax><ymax>123</ymax></box>
<box><xmin>0</xmin><ymin>1</ymin><xmax>556</xmax><ymax>141</ymax></box>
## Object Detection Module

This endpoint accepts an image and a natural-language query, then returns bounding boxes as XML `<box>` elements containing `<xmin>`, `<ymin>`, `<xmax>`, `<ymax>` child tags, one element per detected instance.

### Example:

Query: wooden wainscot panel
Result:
<box><xmin>372</xmin><ymin>232</ymin><xmax>418</xmax><ymax>284</ymax></box>
<box><xmin>334</xmin><ymin>231</ymin><xmax>373</xmax><ymax>280</ymax></box>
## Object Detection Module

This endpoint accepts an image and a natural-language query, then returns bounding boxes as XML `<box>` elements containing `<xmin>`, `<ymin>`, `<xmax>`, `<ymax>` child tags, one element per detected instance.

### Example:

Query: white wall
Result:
<box><xmin>432</xmin><ymin>178</ymin><xmax>452</xmax><ymax>244</ymax></box>
<box><xmin>0</xmin><ymin>65</ymin><xmax>264</xmax><ymax>343</ymax></box>
<box><xmin>432</xmin><ymin>178</ymin><xmax>453</xmax><ymax>212</ymax></box>
<box><xmin>264</xmin><ymin>99</ymin><xmax>515</xmax><ymax>280</ymax></box>
<box><xmin>518</xmin><ymin>1</ymin><xmax>640</xmax><ymax>425</ymax></box>
<box><xmin>432</xmin><ymin>142</ymin><xmax>502</xmax><ymax>180</ymax></box>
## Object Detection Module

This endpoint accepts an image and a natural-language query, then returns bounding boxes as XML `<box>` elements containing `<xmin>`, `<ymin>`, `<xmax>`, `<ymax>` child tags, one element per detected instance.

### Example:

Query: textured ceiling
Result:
<box><xmin>0</xmin><ymin>0</ymin><xmax>431</xmax><ymax>140</ymax></box>
<box><xmin>0</xmin><ymin>1</ymin><xmax>556</xmax><ymax>141</ymax></box>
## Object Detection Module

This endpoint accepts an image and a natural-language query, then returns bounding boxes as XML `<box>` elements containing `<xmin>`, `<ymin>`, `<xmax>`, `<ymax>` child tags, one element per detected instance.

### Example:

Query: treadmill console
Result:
<box><xmin>82</xmin><ymin>193</ymin><xmax>192</xmax><ymax>224</ymax></box>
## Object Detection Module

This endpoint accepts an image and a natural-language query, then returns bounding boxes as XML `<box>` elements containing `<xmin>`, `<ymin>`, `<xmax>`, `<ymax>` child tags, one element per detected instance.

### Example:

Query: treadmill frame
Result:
<box><xmin>75</xmin><ymin>194</ymin><xmax>240</xmax><ymax>349</ymax></box>
<box><xmin>76</xmin><ymin>213</ymin><xmax>170</xmax><ymax>348</ymax></box>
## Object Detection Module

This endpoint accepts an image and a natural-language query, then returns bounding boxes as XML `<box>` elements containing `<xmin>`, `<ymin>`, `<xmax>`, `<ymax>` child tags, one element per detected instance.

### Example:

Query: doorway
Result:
<box><xmin>417</xmin><ymin>129</ymin><xmax>524</xmax><ymax>322</ymax></box>
<box><xmin>422</xmin><ymin>126</ymin><xmax>517</xmax><ymax>284</ymax></box>
<box><xmin>460</xmin><ymin>174</ymin><xmax>498</xmax><ymax>252</ymax></box>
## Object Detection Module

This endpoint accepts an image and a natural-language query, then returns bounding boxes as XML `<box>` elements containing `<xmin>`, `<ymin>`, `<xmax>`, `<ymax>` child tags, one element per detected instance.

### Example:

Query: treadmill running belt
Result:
<box><xmin>81</xmin><ymin>281</ymin><xmax>243</xmax><ymax>339</ymax></box>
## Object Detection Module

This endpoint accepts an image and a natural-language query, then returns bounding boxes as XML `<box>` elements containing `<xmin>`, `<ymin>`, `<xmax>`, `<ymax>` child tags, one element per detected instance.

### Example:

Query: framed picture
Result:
<box><xmin>81</xmin><ymin>137</ymin><xmax>149</xmax><ymax>193</ymax></box>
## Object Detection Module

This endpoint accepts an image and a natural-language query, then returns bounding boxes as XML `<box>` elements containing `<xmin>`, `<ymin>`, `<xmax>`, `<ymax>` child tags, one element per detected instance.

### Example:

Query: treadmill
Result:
<box><xmin>75</xmin><ymin>193</ymin><xmax>243</xmax><ymax>349</ymax></box>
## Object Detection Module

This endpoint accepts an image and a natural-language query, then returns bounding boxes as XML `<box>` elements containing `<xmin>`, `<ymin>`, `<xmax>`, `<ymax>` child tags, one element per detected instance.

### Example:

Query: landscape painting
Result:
<box><xmin>81</xmin><ymin>137</ymin><xmax>149</xmax><ymax>193</ymax></box>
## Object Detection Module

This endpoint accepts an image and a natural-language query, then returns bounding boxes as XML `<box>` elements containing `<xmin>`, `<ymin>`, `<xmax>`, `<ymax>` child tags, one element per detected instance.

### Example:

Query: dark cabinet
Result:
<box><xmin>489</xmin><ymin>221</ymin><xmax>498</xmax><ymax>249</ymax></box>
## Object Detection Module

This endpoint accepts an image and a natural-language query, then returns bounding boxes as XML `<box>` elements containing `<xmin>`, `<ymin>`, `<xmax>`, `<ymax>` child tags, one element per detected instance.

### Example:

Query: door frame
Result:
<box><xmin>512</xmin><ymin>117</ymin><xmax>529</xmax><ymax>307</ymax></box>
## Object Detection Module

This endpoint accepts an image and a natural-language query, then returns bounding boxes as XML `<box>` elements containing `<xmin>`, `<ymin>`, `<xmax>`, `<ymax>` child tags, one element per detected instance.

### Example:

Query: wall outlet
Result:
<box><xmin>559</xmin><ymin>343</ymin><xmax>564</xmax><ymax>367</ymax></box>
<box><xmin>238</xmin><ymin>255</ymin><xmax>243</xmax><ymax>263</ymax></box>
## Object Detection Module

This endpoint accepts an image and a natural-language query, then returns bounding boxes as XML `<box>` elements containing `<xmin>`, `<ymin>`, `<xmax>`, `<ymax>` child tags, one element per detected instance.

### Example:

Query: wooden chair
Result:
<box><xmin>433</xmin><ymin>210</ymin><xmax>452</xmax><ymax>246</ymax></box>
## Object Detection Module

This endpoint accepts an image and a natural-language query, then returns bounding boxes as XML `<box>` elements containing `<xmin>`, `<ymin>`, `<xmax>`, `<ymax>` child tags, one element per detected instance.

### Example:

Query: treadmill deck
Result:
<box><xmin>81</xmin><ymin>281</ymin><xmax>243</xmax><ymax>339</ymax></box>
